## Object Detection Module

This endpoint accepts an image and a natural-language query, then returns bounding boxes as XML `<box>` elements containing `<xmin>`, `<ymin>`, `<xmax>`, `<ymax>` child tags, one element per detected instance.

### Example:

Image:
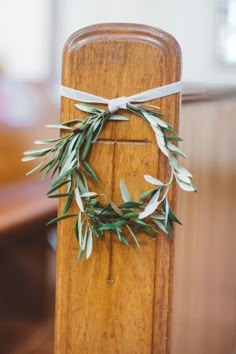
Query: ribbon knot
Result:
<box><xmin>108</xmin><ymin>97</ymin><xmax>129</xmax><ymax>113</ymax></box>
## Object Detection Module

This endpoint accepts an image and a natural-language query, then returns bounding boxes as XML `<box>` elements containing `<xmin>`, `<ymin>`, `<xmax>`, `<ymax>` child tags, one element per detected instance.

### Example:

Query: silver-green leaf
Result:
<box><xmin>119</xmin><ymin>180</ymin><xmax>131</xmax><ymax>202</ymax></box>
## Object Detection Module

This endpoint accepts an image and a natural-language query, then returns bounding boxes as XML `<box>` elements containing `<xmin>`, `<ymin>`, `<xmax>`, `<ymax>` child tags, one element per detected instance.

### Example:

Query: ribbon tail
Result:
<box><xmin>128</xmin><ymin>81</ymin><xmax>183</xmax><ymax>103</ymax></box>
<box><xmin>60</xmin><ymin>86</ymin><xmax>109</xmax><ymax>105</ymax></box>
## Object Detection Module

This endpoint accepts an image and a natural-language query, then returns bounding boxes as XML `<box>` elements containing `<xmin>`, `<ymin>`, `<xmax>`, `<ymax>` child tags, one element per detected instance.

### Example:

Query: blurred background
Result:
<box><xmin>0</xmin><ymin>0</ymin><xmax>235</xmax><ymax>353</ymax></box>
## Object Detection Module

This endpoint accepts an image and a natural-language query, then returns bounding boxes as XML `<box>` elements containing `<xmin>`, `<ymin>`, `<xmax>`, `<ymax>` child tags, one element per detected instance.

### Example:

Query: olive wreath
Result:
<box><xmin>22</xmin><ymin>102</ymin><xmax>197</xmax><ymax>261</ymax></box>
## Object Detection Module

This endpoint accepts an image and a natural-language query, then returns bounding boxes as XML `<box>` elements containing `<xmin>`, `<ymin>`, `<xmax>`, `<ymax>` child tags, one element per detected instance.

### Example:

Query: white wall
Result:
<box><xmin>56</xmin><ymin>0</ymin><xmax>236</xmax><ymax>84</ymax></box>
<box><xmin>0</xmin><ymin>0</ymin><xmax>52</xmax><ymax>81</ymax></box>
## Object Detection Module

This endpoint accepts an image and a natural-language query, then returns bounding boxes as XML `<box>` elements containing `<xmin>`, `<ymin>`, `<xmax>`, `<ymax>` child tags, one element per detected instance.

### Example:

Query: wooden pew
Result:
<box><xmin>54</xmin><ymin>24</ymin><xmax>236</xmax><ymax>354</ymax></box>
<box><xmin>55</xmin><ymin>23</ymin><xmax>181</xmax><ymax>354</ymax></box>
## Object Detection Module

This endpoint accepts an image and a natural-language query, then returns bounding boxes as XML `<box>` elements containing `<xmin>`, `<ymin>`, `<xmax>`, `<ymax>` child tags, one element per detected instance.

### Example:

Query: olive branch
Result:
<box><xmin>22</xmin><ymin>103</ymin><xmax>197</xmax><ymax>261</ymax></box>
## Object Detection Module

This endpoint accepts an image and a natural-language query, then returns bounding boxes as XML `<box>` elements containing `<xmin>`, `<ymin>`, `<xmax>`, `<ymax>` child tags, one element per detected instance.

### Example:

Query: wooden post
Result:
<box><xmin>55</xmin><ymin>23</ymin><xmax>181</xmax><ymax>354</ymax></box>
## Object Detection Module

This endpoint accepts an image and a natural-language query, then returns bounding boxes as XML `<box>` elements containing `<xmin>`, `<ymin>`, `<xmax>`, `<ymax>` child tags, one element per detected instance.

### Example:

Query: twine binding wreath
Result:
<box><xmin>22</xmin><ymin>83</ymin><xmax>197</xmax><ymax>261</ymax></box>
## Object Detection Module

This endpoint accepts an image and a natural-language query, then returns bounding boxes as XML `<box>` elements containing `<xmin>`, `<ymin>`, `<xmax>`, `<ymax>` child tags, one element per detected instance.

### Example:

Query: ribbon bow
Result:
<box><xmin>61</xmin><ymin>81</ymin><xmax>183</xmax><ymax>113</ymax></box>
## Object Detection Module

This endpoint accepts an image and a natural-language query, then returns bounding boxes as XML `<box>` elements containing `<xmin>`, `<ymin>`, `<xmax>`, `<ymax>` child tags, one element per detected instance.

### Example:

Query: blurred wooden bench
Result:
<box><xmin>0</xmin><ymin>178</ymin><xmax>56</xmax><ymax>236</ymax></box>
<box><xmin>0</xmin><ymin>84</ymin><xmax>57</xmax><ymax>354</ymax></box>
<box><xmin>56</xmin><ymin>23</ymin><xmax>181</xmax><ymax>354</ymax></box>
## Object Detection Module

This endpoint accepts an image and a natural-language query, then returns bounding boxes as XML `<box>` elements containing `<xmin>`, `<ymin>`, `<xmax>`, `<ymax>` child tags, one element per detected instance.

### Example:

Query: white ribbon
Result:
<box><xmin>61</xmin><ymin>81</ymin><xmax>183</xmax><ymax>113</ymax></box>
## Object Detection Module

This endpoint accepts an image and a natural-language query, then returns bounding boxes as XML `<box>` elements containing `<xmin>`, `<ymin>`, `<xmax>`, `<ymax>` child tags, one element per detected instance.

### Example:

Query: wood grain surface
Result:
<box><xmin>55</xmin><ymin>23</ymin><xmax>181</xmax><ymax>354</ymax></box>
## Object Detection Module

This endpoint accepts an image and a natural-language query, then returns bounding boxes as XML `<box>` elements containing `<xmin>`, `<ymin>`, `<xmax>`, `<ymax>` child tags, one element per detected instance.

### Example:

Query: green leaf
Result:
<box><xmin>169</xmin><ymin>155</ymin><xmax>178</xmax><ymax>169</ymax></box>
<box><xmin>47</xmin><ymin>179</ymin><xmax>72</xmax><ymax>195</ymax></box>
<box><xmin>26</xmin><ymin>162</ymin><xmax>43</xmax><ymax>176</ymax></box>
<box><xmin>23</xmin><ymin>147</ymin><xmax>52</xmax><ymax>156</ymax></box>
<box><xmin>176</xmin><ymin>172</ymin><xmax>192</xmax><ymax>184</ymax></box>
<box><xmin>139</xmin><ymin>190</ymin><xmax>160</xmax><ymax>219</ymax></box>
<box><xmin>86</xmin><ymin>199</ymin><xmax>97</xmax><ymax>206</ymax></box>
<box><xmin>81</xmin><ymin>128</ymin><xmax>93</xmax><ymax>160</ymax></box>
<box><xmin>116</xmin><ymin>228</ymin><xmax>129</xmax><ymax>246</ymax></box>
<box><xmin>75</xmin><ymin>188</ymin><xmax>84</xmax><ymax>212</ymax></box>
<box><xmin>154</xmin><ymin>125</ymin><xmax>164</xmax><ymax>137</ymax></box>
<box><xmin>78</xmin><ymin>217</ymin><xmax>84</xmax><ymax>247</ymax></box>
<box><xmin>166</xmin><ymin>135</ymin><xmax>183</xmax><ymax>142</ymax></box>
<box><xmin>155</xmin><ymin>133</ymin><xmax>169</xmax><ymax>157</ymax></box>
<box><xmin>96</xmin><ymin>209</ymin><xmax>117</xmax><ymax>217</ymax></box>
<box><xmin>110</xmin><ymin>201</ymin><xmax>123</xmax><ymax>215</ymax></box>
<box><xmin>41</xmin><ymin>168</ymin><xmax>53</xmax><ymax>181</ymax></box>
<box><xmin>75</xmin><ymin>103</ymin><xmax>104</xmax><ymax>114</ymax></box>
<box><xmin>176</xmin><ymin>178</ymin><xmax>196</xmax><ymax>192</ymax></box>
<box><xmin>47</xmin><ymin>158</ymin><xmax>60</xmax><ymax>179</ymax></box>
<box><xmin>109</xmin><ymin>114</ymin><xmax>129</xmax><ymax>121</ymax></box>
<box><xmin>176</xmin><ymin>166</ymin><xmax>192</xmax><ymax>178</ymax></box>
<box><xmin>154</xmin><ymin>116</ymin><xmax>169</xmax><ymax>128</ymax></box>
<box><xmin>119</xmin><ymin>180</ymin><xmax>131</xmax><ymax>202</ymax></box>
<box><xmin>167</xmin><ymin>143</ymin><xmax>186</xmax><ymax>158</ymax></box>
<box><xmin>92</xmin><ymin>121</ymin><xmax>105</xmax><ymax>142</ymax></box>
<box><xmin>164</xmin><ymin>198</ymin><xmax>169</xmax><ymax>227</ymax></box>
<box><xmin>47</xmin><ymin>213</ymin><xmax>77</xmax><ymax>225</ymax></box>
<box><xmin>34</xmin><ymin>137</ymin><xmax>65</xmax><ymax>144</ymax></box>
<box><xmin>63</xmin><ymin>191</ymin><xmax>74</xmax><ymax>214</ymax></box>
<box><xmin>133</xmin><ymin>219</ymin><xmax>149</xmax><ymax>226</ymax></box>
<box><xmin>166</xmin><ymin>221</ymin><xmax>174</xmax><ymax>238</ymax></box>
<box><xmin>80</xmin><ymin>192</ymin><xmax>98</xmax><ymax>198</ymax></box>
<box><xmin>80</xmin><ymin>171</ymin><xmax>89</xmax><ymax>191</ymax></box>
<box><xmin>151</xmin><ymin>214</ymin><xmax>165</xmax><ymax>221</ymax></box>
<box><xmin>119</xmin><ymin>201</ymin><xmax>142</xmax><ymax>208</ymax></box>
<box><xmin>139</xmin><ymin>188</ymin><xmax>157</xmax><ymax>201</ymax></box>
<box><xmin>67</xmin><ymin>133</ymin><xmax>80</xmax><ymax>155</ymax></box>
<box><xmin>57</xmin><ymin>136</ymin><xmax>77</xmax><ymax>172</ymax></box>
<box><xmin>152</xmin><ymin>219</ymin><xmax>168</xmax><ymax>234</ymax></box>
<box><xmin>39</xmin><ymin>157</ymin><xmax>57</xmax><ymax>173</ymax></box>
<box><xmin>121</xmin><ymin>211</ymin><xmax>139</xmax><ymax>219</ymax></box>
<box><xmin>92</xmin><ymin>119</ymin><xmax>101</xmax><ymax>132</ymax></box>
<box><xmin>77</xmin><ymin>248</ymin><xmax>84</xmax><ymax>262</ymax></box>
<box><xmin>83</xmin><ymin>161</ymin><xmax>98</xmax><ymax>182</ymax></box>
<box><xmin>169</xmin><ymin>207</ymin><xmax>182</xmax><ymax>225</ymax></box>
<box><xmin>74</xmin><ymin>132</ymin><xmax>86</xmax><ymax>148</ymax></box>
<box><xmin>50</xmin><ymin>166</ymin><xmax>74</xmax><ymax>189</ymax></box>
<box><xmin>74</xmin><ymin>172</ymin><xmax>87</xmax><ymax>194</ymax></box>
<box><xmin>99</xmin><ymin>219</ymin><xmax>127</xmax><ymax>231</ymax></box>
<box><xmin>120</xmin><ymin>234</ymin><xmax>129</xmax><ymax>246</ymax></box>
<box><xmin>60</xmin><ymin>155</ymin><xmax>77</xmax><ymax>176</ymax></box>
<box><xmin>62</xmin><ymin>118</ymin><xmax>83</xmax><ymax>125</ymax></box>
<box><xmin>48</xmin><ymin>193</ymin><xmax>71</xmax><ymax>198</ymax></box>
<box><xmin>46</xmin><ymin>124</ymin><xmax>72</xmax><ymax>130</ymax></box>
<box><xmin>142</xmin><ymin>111</ymin><xmax>168</xmax><ymax>128</ymax></box>
<box><xmin>82</xmin><ymin>226</ymin><xmax>88</xmax><ymax>250</ymax></box>
<box><xmin>115</xmin><ymin>227</ymin><xmax>122</xmax><ymax>242</ymax></box>
<box><xmin>75</xmin><ymin>216</ymin><xmax>79</xmax><ymax>242</ymax></box>
<box><xmin>86</xmin><ymin>229</ymin><xmax>93</xmax><ymax>259</ymax></box>
<box><xmin>22</xmin><ymin>156</ymin><xmax>39</xmax><ymax>162</ymax></box>
<box><xmin>66</xmin><ymin>177</ymin><xmax>72</xmax><ymax>193</ymax></box>
<box><xmin>165</xmin><ymin>126</ymin><xmax>178</xmax><ymax>135</ymax></box>
<box><xmin>92</xmin><ymin>221</ymin><xmax>103</xmax><ymax>238</ymax></box>
<box><xmin>141</xmin><ymin>104</ymin><xmax>161</xmax><ymax>112</ymax></box>
<box><xmin>126</xmin><ymin>225</ymin><xmax>140</xmax><ymax>248</ymax></box>
<box><xmin>140</xmin><ymin>228</ymin><xmax>157</xmax><ymax>237</ymax></box>
<box><xmin>144</xmin><ymin>174</ymin><xmax>164</xmax><ymax>186</ymax></box>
